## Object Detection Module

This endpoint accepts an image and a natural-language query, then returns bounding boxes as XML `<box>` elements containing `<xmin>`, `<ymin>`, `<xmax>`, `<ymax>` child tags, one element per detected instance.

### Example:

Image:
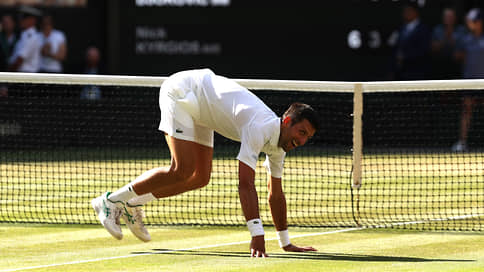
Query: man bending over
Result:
<box><xmin>92</xmin><ymin>69</ymin><xmax>319</xmax><ymax>257</ymax></box>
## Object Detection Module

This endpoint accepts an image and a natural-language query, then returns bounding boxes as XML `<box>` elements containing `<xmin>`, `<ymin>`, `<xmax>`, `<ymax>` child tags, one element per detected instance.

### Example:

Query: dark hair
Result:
<box><xmin>282</xmin><ymin>102</ymin><xmax>320</xmax><ymax>131</ymax></box>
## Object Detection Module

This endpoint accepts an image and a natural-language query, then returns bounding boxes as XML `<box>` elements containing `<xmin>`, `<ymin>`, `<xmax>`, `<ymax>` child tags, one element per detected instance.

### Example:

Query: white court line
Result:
<box><xmin>1</xmin><ymin>213</ymin><xmax>482</xmax><ymax>272</ymax></box>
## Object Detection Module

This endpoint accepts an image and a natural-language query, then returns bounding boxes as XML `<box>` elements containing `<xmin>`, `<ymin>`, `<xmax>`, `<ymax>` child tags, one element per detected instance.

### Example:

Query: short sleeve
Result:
<box><xmin>237</xmin><ymin>125</ymin><xmax>264</xmax><ymax>171</ymax></box>
<box><xmin>59</xmin><ymin>31</ymin><xmax>66</xmax><ymax>43</ymax></box>
<box><xmin>17</xmin><ymin>38</ymin><xmax>32</xmax><ymax>58</ymax></box>
<box><xmin>263</xmin><ymin>151</ymin><xmax>285</xmax><ymax>178</ymax></box>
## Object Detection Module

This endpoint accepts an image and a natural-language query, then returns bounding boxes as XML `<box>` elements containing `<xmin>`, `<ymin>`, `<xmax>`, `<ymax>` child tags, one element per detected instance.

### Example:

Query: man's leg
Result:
<box><xmin>460</xmin><ymin>97</ymin><xmax>474</xmax><ymax>143</ymax></box>
<box><xmin>95</xmin><ymin>76</ymin><xmax>214</xmax><ymax>240</ymax></box>
<box><xmin>117</xmin><ymin>135</ymin><xmax>212</xmax><ymax>242</ymax></box>
<box><xmin>108</xmin><ymin>135</ymin><xmax>213</xmax><ymax>205</ymax></box>
<box><xmin>93</xmin><ymin>135</ymin><xmax>213</xmax><ymax>241</ymax></box>
<box><xmin>453</xmin><ymin>96</ymin><xmax>474</xmax><ymax>152</ymax></box>
<box><xmin>131</xmin><ymin>135</ymin><xmax>213</xmax><ymax>198</ymax></box>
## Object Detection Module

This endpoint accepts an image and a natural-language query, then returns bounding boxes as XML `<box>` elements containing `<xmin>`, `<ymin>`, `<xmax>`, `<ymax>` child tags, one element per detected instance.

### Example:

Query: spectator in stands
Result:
<box><xmin>0</xmin><ymin>14</ymin><xmax>17</xmax><ymax>72</ymax></box>
<box><xmin>0</xmin><ymin>14</ymin><xmax>17</xmax><ymax>98</ymax></box>
<box><xmin>390</xmin><ymin>3</ymin><xmax>432</xmax><ymax>80</ymax></box>
<box><xmin>8</xmin><ymin>6</ymin><xmax>42</xmax><ymax>73</ymax></box>
<box><xmin>452</xmin><ymin>8</ymin><xmax>484</xmax><ymax>152</ymax></box>
<box><xmin>80</xmin><ymin>46</ymin><xmax>101</xmax><ymax>100</ymax></box>
<box><xmin>39</xmin><ymin>15</ymin><xmax>67</xmax><ymax>73</ymax></box>
<box><xmin>431</xmin><ymin>7</ymin><xmax>466</xmax><ymax>79</ymax></box>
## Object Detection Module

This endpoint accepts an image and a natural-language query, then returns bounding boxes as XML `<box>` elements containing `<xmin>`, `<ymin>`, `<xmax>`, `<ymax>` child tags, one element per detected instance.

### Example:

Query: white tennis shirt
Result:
<box><xmin>39</xmin><ymin>29</ymin><xmax>66</xmax><ymax>72</ymax></box>
<box><xmin>167</xmin><ymin>68</ymin><xmax>286</xmax><ymax>178</ymax></box>
<box><xmin>9</xmin><ymin>27</ymin><xmax>41</xmax><ymax>72</ymax></box>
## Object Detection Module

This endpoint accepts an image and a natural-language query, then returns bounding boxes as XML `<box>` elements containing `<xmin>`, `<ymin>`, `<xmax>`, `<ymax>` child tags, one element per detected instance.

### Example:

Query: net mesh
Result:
<box><xmin>359</xmin><ymin>90</ymin><xmax>484</xmax><ymax>230</ymax></box>
<box><xmin>0</xmin><ymin>75</ymin><xmax>483</xmax><ymax>231</ymax></box>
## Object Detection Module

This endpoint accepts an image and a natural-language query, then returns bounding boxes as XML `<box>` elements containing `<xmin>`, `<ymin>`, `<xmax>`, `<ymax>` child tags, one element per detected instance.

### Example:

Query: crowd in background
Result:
<box><xmin>2</xmin><ymin>3</ymin><xmax>484</xmax><ymax>151</ymax></box>
<box><xmin>0</xmin><ymin>5</ymin><xmax>101</xmax><ymax>99</ymax></box>
<box><xmin>0</xmin><ymin>6</ymin><xmax>66</xmax><ymax>73</ymax></box>
<box><xmin>391</xmin><ymin>3</ymin><xmax>484</xmax><ymax>81</ymax></box>
<box><xmin>390</xmin><ymin>3</ymin><xmax>484</xmax><ymax>151</ymax></box>
<box><xmin>1</xmin><ymin>4</ymin><xmax>483</xmax><ymax>81</ymax></box>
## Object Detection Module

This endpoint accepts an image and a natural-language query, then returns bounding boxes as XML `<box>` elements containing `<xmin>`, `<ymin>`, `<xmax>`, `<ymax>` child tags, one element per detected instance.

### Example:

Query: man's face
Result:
<box><xmin>467</xmin><ymin>19</ymin><xmax>482</xmax><ymax>34</ymax></box>
<box><xmin>443</xmin><ymin>9</ymin><xmax>456</xmax><ymax>26</ymax></box>
<box><xmin>2</xmin><ymin>16</ymin><xmax>14</xmax><ymax>33</ymax></box>
<box><xmin>20</xmin><ymin>16</ymin><xmax>34</xmax><ymax>30</ymax></box>
<box><xmin>278</xmin><ymin>117</ymin><xmax>316</xmax><ymax>152</ymax></box>
<box><xmin>403</xmin><ymin>7</ymin><xmax>418</xmax><ymax>23</ymax></box>
<box><xmin>41</xmin><ymin>17</ymin><xmax>53</xmax><ymax>33</ymax></box>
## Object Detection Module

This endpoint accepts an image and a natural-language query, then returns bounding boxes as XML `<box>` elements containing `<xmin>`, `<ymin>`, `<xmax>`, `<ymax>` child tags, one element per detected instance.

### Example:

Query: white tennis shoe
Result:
<box><xmin>91</xmin><ymin>192</ymin><xmax>124</xmax><ymax>240</ymax></box>
<box><xmin>123</xmin><ymin>205</ymin><xmax>151</xmax><ymax>242</ymax></box>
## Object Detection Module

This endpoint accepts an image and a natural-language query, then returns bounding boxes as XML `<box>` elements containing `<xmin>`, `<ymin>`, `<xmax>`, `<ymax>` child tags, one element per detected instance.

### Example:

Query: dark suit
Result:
<box><xmin>393</xmin><ymin>21</ymin><xmax>432</xmax><ymax>80</ymax></box>
<box><xmin>0</xmin><ymin>33</ymin><xmax>16</xmax><ymax>71</ymax></box>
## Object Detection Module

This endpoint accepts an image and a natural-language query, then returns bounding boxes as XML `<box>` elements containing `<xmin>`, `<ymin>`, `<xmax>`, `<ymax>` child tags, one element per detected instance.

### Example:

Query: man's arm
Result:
<box><xmin>267</xmin><ymin>176</ymin><xmax>287</xmax><ymax>231</ymax></box>
<box><xmin>8</xmin><ymin>56</ymin><xmax>22</xmax><ymax>71</ymax></box>
<box><xmin>42</xmin><ymin>42</ymin><xmax>67</xmax><ymax>61</ymax></box>
<box><xmin>238</xmin><ymin>161</ymin><xmax>266</xmax><ymax>257</ymax></box>
<box><xmin>268</xmin><ymin>176</ymin><xmax>317</xmax><ymax>252</ymax></box>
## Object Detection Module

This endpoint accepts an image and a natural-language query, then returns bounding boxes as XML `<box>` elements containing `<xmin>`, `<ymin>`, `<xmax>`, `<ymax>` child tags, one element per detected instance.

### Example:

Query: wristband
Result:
<box><xmin>246</xmin><ymin>218</ymin><xmax>265</xmax><ymax>237</ymax></box>
<box><xmin>277</xmin><ymin>229</ymin><xmax>291</xmax><ymax>248</ymax></box>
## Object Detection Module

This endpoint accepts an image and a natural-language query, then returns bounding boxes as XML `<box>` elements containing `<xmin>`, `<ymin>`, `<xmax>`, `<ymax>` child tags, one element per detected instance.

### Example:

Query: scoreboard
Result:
<box><xmin>114</xmin><ymin>0</ymin><xmax>472</xmax><ymax>80</ymax></box>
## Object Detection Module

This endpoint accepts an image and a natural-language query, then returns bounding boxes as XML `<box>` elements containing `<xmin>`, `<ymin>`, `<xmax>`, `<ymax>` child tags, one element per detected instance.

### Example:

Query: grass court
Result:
<box><xmin>0</xmin><ymin>224</ymin><xmax>483</xmax><ymax>272</ymax></box>
<box><xmin>1</xmin><ymin>150</ymin><xmax>483</xmax><ymax>271</ymax></box>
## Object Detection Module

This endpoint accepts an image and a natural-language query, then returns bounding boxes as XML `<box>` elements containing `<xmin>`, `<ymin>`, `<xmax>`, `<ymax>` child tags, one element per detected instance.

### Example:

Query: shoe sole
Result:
<box><xmin>122</xmin><ymin>214</ymin><xmax>151</xmax><ymax>242</ymax></box>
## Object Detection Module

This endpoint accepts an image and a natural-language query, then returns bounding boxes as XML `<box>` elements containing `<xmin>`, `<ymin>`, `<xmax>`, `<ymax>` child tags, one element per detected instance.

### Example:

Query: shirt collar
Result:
<box><xmin>22</xmin><ymin>27</ymin><xmax>36</xmax><ymax>36</ymax></box>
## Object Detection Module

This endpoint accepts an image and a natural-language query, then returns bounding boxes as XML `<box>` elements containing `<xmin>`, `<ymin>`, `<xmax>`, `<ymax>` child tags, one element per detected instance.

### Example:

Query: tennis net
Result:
<box><xmin>0</xmin><ymin>73</ymin><xmax>482</xmax><ymax>231</ymax></box>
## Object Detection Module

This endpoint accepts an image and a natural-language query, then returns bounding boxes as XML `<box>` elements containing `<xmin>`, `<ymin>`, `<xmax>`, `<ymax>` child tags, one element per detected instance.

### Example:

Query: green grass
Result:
<box><xmin>0</xmin><ymin>224</ymin><xmax>483</xmax><ymax>272</ymax></box>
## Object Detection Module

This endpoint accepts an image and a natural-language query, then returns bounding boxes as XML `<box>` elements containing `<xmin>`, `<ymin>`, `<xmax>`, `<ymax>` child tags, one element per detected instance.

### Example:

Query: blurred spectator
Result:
<box><xmin>390</xmin><ymin>3</ymin><xmax>432</xmax><ymax>80</ymax></box>
<box><xmin>455</xmin><ymin>8</ymin><xmax>484</xmax><ymax>79</ymax></box>
<box><xmin>8</xmin><ymin>6</ymin><xmax>42</xmax><ymax>72</ymax></box>
<box><xmin>431</xmin><ymin>7</ymin><xmax>466</xmax><ymax>79</ymax></box>
<box><xmin>0</xmin><ymin>14</ymin><xmax>17</xmax><ymax>72</ymax></box>
<box><xmin>84</xmin><ymin>46</ymin><xmax>100</xmax><ymax>74</ymax></box>
<box><xmin>80</xmin><ymin>46</ymin><xmax>101</xmax><ymax>100</ymax></box>
<box><xmin>452</xmin><ymin>8</ymin><xmax>484</xmax><ymax>152</ymax></box>
<box><xmin>39</xmin><ymin>15</ymin><xmax>67</xmax><ymax>73</ymax></box>
<box><xmin>0</xmin><ymin>14</ymin><xmax>17</xmax><ymax>98</ymax></box>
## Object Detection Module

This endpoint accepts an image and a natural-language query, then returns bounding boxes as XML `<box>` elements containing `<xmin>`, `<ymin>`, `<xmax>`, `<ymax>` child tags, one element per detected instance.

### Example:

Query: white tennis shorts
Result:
<box><xmin>158</xmin><ymin>80</ymin><xmax>214</xmax><ymax>148</ymax></box>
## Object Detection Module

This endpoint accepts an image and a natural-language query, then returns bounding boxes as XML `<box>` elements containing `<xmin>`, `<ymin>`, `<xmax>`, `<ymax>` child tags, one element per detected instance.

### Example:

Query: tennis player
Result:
<box><xmin>92</xmin><ymin>68</ymin><xmax>319</xmax><ymax>257</ymax></box>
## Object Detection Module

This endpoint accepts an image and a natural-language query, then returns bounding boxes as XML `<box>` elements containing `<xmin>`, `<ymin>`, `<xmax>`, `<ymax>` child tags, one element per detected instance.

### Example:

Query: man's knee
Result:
<box><xmin>170</xmin><ymin>158</ymin><xmax>211</xmax><ymax>185</ymax></box>
<box><xmin>170</xmin><ymin>163</ymin><xmax>195</xmax><ymax>183</ymax></box>
<box><xmin>186</xmin><ymin>175</ymin><xmax>211</xmax><ymax>191</ymax></box>
<box><xmin>195</xmin><ymin>173</ymin><xmax>211</xmax><ymax>189</ymax></box>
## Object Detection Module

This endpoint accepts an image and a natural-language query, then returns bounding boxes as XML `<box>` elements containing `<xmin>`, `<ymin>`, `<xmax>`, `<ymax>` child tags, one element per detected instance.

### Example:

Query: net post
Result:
<box><xmin>352</xmin><ymin>83</ymin><xmax>363</xmax><ymax>189</ymax></box>
<box><xmin>351</xmin><ymin>83</ymin><xmax>363</xmax><ymax>226</ymax></box>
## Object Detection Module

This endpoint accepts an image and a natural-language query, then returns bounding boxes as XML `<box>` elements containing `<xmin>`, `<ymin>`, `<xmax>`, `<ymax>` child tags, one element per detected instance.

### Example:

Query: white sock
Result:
<box><xmin>127</xmin><ymin>193</ymin><xmax>156</xmax><ymax>206</ymax></box>
<box><xmin>108</xmin><ymin>183</ymin><xmax>138</xmax><ymax>203</ymax></box>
